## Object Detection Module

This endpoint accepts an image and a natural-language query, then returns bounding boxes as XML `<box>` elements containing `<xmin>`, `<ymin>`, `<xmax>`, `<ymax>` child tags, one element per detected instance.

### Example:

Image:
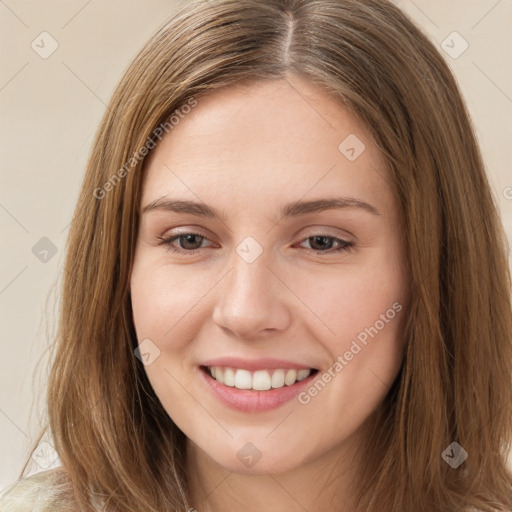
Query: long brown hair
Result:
<box><xmin>20</xmin><ymin>0</ymin><xmax>512</xmax><ymax>510</ymax></box>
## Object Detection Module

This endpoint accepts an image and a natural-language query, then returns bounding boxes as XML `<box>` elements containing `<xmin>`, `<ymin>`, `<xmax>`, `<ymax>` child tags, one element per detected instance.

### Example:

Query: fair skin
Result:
<box><xmin>130</xmin><ymin>74</ymin><xmax>409</xmax><ymax>511</ymax></box>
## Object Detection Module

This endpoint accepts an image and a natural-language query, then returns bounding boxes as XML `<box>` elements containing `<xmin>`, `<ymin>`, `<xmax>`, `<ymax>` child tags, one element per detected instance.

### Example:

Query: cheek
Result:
<box><xmin>130</xmin><ymin>261</ymin><xmax>203</xmax><ymax>418</ymax></box>
<box><xmin>297</xmin><ymin>248</ymin><xmax>407</xmax><ymax>405</ymax></box>
<box><xmin>298</xmin><ymin>258</ymin><xmax>406</xmax><ymax>350</ymax></box>
<box><xmin>319</xmin><ymin>261</ymin><xmax>406</xmax><ymax>413</ymax></box>
<box><xmin>295</xmin><ymin>278</ymin><xmax>405</xmax><ymax>439</ymax></box>
<box><xmin>130</xmin><ymin>260</ymin><xmax>208</xmax><ymax>347</ymax></box>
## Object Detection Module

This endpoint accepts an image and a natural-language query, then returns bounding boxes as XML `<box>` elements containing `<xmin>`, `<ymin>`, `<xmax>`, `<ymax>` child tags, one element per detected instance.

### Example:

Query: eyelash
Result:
<box><xmin>156</xmin><ymin>232</ymin><xmax>354</xmax><ymax>256</ymax></box>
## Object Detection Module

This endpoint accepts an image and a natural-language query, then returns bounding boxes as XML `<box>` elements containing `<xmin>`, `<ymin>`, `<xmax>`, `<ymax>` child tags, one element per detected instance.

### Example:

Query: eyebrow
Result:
<box><xmin>142</xmin><ymin>196</ymin><xmax>380</xmax><ymax>220</ymax></box>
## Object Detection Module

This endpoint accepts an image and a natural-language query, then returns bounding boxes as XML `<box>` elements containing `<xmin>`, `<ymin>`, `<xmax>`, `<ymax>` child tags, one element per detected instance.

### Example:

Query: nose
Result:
<box><xmin>211</xmin><ymin>250</ymin><xmax>292</xmax><ymax>340</ymax></box>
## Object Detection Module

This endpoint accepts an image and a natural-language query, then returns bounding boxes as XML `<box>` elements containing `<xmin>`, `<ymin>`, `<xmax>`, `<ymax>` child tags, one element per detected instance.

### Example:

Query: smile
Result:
<box><xmin>206</xmin><ymin>366</ymin><xmax>314</xmax><ymax>390</ymax></box>
<box><xmin>198</xmin><ymin>363</ymin><xmax>319</xmax><ymax>413</ymax></box>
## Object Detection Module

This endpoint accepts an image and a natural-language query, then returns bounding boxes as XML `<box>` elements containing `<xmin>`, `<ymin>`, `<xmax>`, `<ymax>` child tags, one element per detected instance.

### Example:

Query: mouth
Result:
<box><xmin>198</xmin><ymin>363</ymin><xmax>319</xmax><ymax>412</ymax></box>
<box><xmin>200</xmin><ymin>365</ymin><xmax>319</xmax><ymax>391</ymax></box>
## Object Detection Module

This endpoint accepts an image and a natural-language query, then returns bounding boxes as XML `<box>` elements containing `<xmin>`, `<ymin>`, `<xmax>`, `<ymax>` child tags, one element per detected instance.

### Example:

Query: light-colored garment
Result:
<box><xmin>0</xmin><ymin>468</ymin><xmax>492</xmax><ymax>511</ymax></box>
<box><xmin>0</xmin><ymin>468</ymin><xmax>75</xmax><ymax>512</ymax></box>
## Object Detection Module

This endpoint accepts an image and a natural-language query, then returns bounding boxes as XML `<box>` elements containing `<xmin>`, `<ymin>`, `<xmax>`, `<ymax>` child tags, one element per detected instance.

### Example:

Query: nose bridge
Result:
<box><xmin>212</xmin><ymin>240</ymin><xmax>290</xmax><ymax>338</ymax></box>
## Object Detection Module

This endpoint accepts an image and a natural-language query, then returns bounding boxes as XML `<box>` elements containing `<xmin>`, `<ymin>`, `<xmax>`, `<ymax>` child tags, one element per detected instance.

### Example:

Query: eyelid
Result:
<box><xmin>158</xmin><ymin>226</ymin><xmax>353</xmax><ymax>245</ymax></box>
<box><xmin>158</xmin><ymin>230</ymin><xmax>215</xmax><ymax>249</ymax></box>
<box><xmin>163</xmin><ymin>224</ymin><xmax>354</xmax><ymax>239</ymax></box>
<box><xmin>157</xmin><ymin>228</ymin><xmax>355</xmax><ymax>257</ymax></box>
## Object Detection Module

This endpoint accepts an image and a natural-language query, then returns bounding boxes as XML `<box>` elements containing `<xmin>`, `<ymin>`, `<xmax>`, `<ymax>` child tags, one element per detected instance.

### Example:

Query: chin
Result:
<box><xmin>202</xmin><ymin>438</ymin><xmax>309</xmax><ymax>476</ymax></box>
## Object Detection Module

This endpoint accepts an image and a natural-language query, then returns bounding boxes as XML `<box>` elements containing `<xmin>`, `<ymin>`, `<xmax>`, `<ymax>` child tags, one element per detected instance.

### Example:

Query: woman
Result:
<box><xmin>1</xmin><ymin>0</ymin><xmax>511</xmax><ymax>510</ymax></box>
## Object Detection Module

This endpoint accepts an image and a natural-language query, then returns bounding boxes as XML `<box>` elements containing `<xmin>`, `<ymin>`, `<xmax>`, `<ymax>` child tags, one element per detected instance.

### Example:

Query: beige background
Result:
<box><xmin>1</xmin><ymin>0</ymin><xmax>511</xmax><ymax>490</ymax></box>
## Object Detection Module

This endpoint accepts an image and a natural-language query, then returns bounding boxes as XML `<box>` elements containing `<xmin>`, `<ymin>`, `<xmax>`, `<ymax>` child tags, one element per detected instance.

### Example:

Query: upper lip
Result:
<box><xmin>201</xmin><ymin>357</ymin><xmax>316</xmax><ymax>372</ymax></box>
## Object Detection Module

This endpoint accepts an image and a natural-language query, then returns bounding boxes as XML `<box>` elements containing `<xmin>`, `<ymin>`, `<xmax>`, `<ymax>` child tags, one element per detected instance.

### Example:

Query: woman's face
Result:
<box><xmin>130</xmin><ymin>75</ymin><xmax>409</xmax><ymax>475</ymax></box>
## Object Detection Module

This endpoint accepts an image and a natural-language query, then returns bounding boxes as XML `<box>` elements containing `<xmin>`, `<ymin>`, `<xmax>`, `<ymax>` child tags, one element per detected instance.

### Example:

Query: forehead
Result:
<box><xmin>141</xmin><ymin>77</ymin><xmax>394</xmax><ymax>215</ymax></box>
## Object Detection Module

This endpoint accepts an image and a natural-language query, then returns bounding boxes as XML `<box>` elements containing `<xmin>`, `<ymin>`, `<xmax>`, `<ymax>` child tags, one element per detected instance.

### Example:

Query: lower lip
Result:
<box><xmin>198</xmin><ymin>366</ymin><xmax>318</xmax><ymax>413</ymax></box>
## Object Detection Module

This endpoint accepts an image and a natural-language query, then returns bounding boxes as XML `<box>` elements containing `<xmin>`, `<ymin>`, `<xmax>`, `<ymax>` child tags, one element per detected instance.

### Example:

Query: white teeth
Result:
<box><xmin>207</xmin><ymin>367</ymin><xmax>312</xmax><ymax>390</ymax></box>
<box><xmin>223</xmin><ymin>367</ymin><xmax>235</xmax><ymax>387</ymax></box>
<box><xmin>297</xmin><ymin>369</ymin><xmax>310</xmax><ymax>381</ymax></box>
<box><xmin>271</xmin><ymin>369</ymin><xmax>285</xmax><ymax>388</ymax></box>
<box><xmin>234</xmin><ymin>369</ymin><xmax>252</xmax><ymax>389</ymax></box>
<box><xmin>252</xmin><ymin>370</ymin><xmax>272</xmax><ymax>391</ymax></box>
<box><xmin>284</xmin><ymin>369</ymin><xmax>297</xmax><ymax>386</ymax></box>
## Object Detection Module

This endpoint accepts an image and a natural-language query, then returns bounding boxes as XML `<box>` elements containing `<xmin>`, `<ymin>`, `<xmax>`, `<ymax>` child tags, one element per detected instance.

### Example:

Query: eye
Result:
<box><xmin>157</xmin><ymin>232</ymin><xmax>354</xmax><ymax>256</ymax></box>
<box><xmin>296</xmin><ymin>234</ymin><xmax>354</xmax><ymax>255</ymax></box>
<box><xmin>157</xmin><ymin>232</ymin><xmax>213</xmax><ymax>254</ymax></box>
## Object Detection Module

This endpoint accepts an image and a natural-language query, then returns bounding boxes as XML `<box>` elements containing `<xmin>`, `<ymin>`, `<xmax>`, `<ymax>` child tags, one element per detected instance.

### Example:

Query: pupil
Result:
<box><xmin>183</xmin><ymin>234</ymin><xmax>200</xmax><ymax>249</ymax></box>
<box><xmin>311</xmin><ymin>236</ymin><xmax>331</xmax><ymax>250</ymax></box>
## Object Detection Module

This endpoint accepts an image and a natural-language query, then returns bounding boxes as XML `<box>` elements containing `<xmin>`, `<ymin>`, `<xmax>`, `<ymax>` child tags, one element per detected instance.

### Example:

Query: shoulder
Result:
<box><xmin>0</xmin><ymin>467</ymin><xmax>75</xmax><ymax>512</ymax></box>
